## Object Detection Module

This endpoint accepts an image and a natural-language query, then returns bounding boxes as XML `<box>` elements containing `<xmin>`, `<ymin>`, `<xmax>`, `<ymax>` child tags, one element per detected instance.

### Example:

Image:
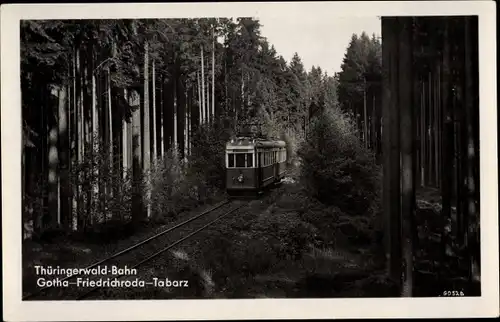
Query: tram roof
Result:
<box><xmin>226</xmin><ymin>137</ymin><xmax>286</xmax><ymax>149</ymax></box>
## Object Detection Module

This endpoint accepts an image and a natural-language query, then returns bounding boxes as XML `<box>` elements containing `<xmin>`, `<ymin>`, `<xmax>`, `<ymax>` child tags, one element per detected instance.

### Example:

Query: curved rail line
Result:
<box><xmin>77</xmin><ymin>202</ymin><xmax>245</xmax><ymax>300</ymax></box>
<box><xmin>22</xmin><ymin>199</ymin><xmax>231</xmax><ymax>300</ymax></box>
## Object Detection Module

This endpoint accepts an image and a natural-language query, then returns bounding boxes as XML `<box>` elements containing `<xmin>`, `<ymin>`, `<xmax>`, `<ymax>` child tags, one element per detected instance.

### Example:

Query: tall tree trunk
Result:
<box><xmin>451</xmin><ymin>23</ymin><xmax>465</xmax><ymax>244</ymax></box>
<box><xmin>107</xmin><ymin>69</ymin><xmax>113</xmax><ymax>167</ymax></box>
<box><xmin>371</xmin><ymin>95</ymin><xmax>375</xmax><ymax>151</ymax></box>
<box><xmin>66</xmin><ymin>76</ymin><xmax>73</xmax><ymax>230</ymax></box>
<box><xmin>463</xmin><ymin>16</ymin><xmax>480</xmax><ymax>282</ymax></box>
<box><xmin>71</xmin><ymin>46</ymin><xmax>78</xmax><ymax>231</ymax></box>
<box><xmin>122</xmin><ymin>89</ymin><xmax>129</xmax><ymax>177</ymax></box>
<box><xmin>162</xmin><ymin>77</ymin><xmax>169</xmax><ymax>154</ymax></box>
<box><xmin>131</xmin><ymin>88</ymin><xmax>143</xmax><ymax>223</ymax></box>
<box><xmin>176</xmin><ymin>74</ymin><xmax>185</xmax><ymax>160</ymax></box>
<box><xmin>197</xmin><ymin>70</ymin><xmax>202</xmax><ymax>124</ymax></box>
<box><xmin>440</xmin><ymin>19</ymin><xmax>453</xmax><ymax>268</ymax></box>
<box><xmin>152</xmin><ymin>59</ymin><xmax>157</xmax><ymax>163</ymax></box>
<box><xmin>107</xmin><ymin>69</ymin><xmax>114</xmax><ymax>221</ymax></box>
<box><xmin>184</xmin><ymin>87</ymin><xmax>188</xmax><ymax>160</ymax></box>
<box><xmin>79</xmin><ymin>47</ymin><xmax>85</xmax><ymax>164</ymax></box>
<box><xmin>434</xmin><ymin>63</ymin><xmax>440</xmax><ymax>187</ymax></box>
<box><xmin>399</xmin><ymin>18</ymin><xmax>414</xmax><ymax>297</ymax></box>
<box><xmin>155</xmin><ymin>68</ymin><xmax>162</xmax><ymax>159</ymax></box>
<box><xmin>173</xmin><ymin>70</ymin><xmax>178</xmax><ymax>152</ymax></box>
<box><xmin>61</xmin><ymin>76</ymin><xmax>70</xmax><ymax>232</ymax></box>
<box><xmin>37</xmin><ymin>83</ymin><xmax>47</xmax><ymax>235</ymax></box>
<box><xmin>188</xmin><ymin>88</ymin><xmax>191</xmax><ymax>156</ymax></box>
<box><xmin>201</xmin><ymin>46</ymin><xmax>206</xmax><ymax>124</ymax></box>
<box><xmin>437</xmin><ymin>66</ymin><xmax>442</xmax><ymax>187</ymax></box>
<box><xmin>206</xmin><ymin>74</ymin><xmax>210</xmax><ymax>124</ymax></box>
<box><xmin>247</xmin><ymin>74</ymin><xmax>251</xmax><ymax>109</ymax></box>
<box><xmin>212</xmin><ymin>27</ymin><xmax>216</xmax><ymax>122</ymax></box>
<box><xmin>420</xmin><ymin>80</ymin><xmax>426</xmax><ymax>187</ymax></box>
<box><xmin>85</xmin><ymin>47</ymin><xmax>94</xmax><ymax>226</ymax></box>
<box><xmin>143</xmin><ymin>41</ymin><xmax>151</xmax><ymax>218</ymax></box>
<box><xmin>375</xmin><ymin>86</ymin><xmax>382</xmax><ymax>158</ymax></box>
<box><xmin>92</xmin><ymin>60</ymin><xmax>99</xmax><ymax>214</ymax></box>
<box><xmin>363</xmin><ymin>78</ymin><xmax>368</xmax><ymax>148</ymax></box>
<box><xmin>128</xmin><ymin>115</ymin><xmax>132</xmax><ymax>170</ymax></box>
<box><xmin>96</xmin><ymin>61</ymin><xmax>105</xmax><ymax>223</ymax></box>
<box><xmin>58</xmin><ymin>81</ymin><xmax>70</xmax><ymax>230</ymax></box>
<box><xmin>381</xmin><ymin>18</ymin><xmax>402</xmax><ymax>289</ymax></box>
<box><xmin>427</xmin><ymin>72</ymin><xmax>433</xmax><ymax>186</ymax></box>
<box><xmin>47</xmin><ymin>86</ymin><xmax>60</xmax><ymax>230</ymax></box>
<box><xmin>76</xmin><ymin>46</ymin><xmax>85</xmax><ymax>231</ymax></box>
<box><xmin>159</xmin><ymin>75</ymin><xmax>164</xmax><ymax>158</ymax></box>
<box><xmin>101</xmin><ymin>67</ymin><xmax>108</xmax><ymax>223</ymax></box>
<box><xmin>122</xmin><ymin>120</ymin><xmax>128</xmax><ymax>175</ymax></box>
<box><xmin>164</xmin><ymin>77</ymin><xmax>173</xmax><ymax>152</ymax></box>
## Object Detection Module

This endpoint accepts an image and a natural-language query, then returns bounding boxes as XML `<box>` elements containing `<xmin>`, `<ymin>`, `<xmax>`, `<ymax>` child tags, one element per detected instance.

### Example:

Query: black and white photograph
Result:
<box><xmin>2</xmin><ymin>1</ymin><xmax>498</xmax><ymax>320</ymax></box>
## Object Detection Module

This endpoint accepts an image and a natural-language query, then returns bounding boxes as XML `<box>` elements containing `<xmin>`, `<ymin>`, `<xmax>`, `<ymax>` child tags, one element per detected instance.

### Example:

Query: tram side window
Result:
<box><xmin>228</xmin><ymin>153</ymin><xmax>235</xmax><ymax>167</ymax></box>
<box><xmin>247</xmin><ymin>153</ymin><xmax>253</xmax><ymax>167</ymax></box>
<box><xmin>235</xmin><ymin>153</ymin><xmax>245</xmax><ymax>167</ymax></box>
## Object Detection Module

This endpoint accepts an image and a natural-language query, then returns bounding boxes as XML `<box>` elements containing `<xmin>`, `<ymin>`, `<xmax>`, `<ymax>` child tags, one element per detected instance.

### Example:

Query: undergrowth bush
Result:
<box><xmin>149</xmin><ymin>148</ymin><xmax>185</xmax><ymax>220</ymax></box>
<box><xmin>297</xmin><ymin>107</ymin><xmax>383</xmax><ymax>254</ymax></box>
<box><xmin>149</xmin><ymin>148</ymin><xmax>219</xmax><ymax>223</ymax></box>
<box><xmin>230</xmin><ymin>211</ymin><xmax>316</xmax><ymax>278</ymax></box>
<box><xmin>72</xmin><ymin>137</ymin><xmax>134</xmax><ymax>226</ymax></box>
<box><xmin>298</xmin><ymin>107</ymin><xmax>381</xmax><ymax>216</ymax></box>
<box><xmin>69</xmin><ymin>136</ymin><xmax>140</xmax><ymax>240</ymax></box>
<box><xmin>149</xmin><ymin>121</ymin><xmax>231</xmax><ymax>223</ymax></box>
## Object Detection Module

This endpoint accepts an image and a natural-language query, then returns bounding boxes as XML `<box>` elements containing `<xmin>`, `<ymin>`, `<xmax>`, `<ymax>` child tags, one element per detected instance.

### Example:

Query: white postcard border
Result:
<box><xmin>2</xmin><ymin>1</ymin><xmax>498</xmax><ymax>320</ymax></box>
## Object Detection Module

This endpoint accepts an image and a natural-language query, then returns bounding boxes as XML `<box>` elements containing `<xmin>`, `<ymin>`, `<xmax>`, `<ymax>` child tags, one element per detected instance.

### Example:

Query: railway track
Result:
<box><xmin>23</xmin><ymin>199</ymin><xmax>245</xmax><ymax>300</ymax></box>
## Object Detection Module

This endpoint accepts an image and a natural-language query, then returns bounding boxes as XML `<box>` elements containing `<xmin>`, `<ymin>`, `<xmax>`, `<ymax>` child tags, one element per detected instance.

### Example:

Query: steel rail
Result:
<box><xmin>22</xmin><ymin>199</ymin><xmax>230</xmax><ymax>300</ymax></box>
<box><xmin>76</xmin><ymin>203</ymin><xmax>245</xmax><ymax>300</ymax></box>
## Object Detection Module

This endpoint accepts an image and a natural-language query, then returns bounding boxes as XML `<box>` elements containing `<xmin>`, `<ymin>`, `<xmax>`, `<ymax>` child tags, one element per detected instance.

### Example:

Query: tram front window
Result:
<box><xmin>235</xmin><ymin>153</ymin><xmax>246</xmax><ymax>167</ymax></box>
<box><xmin>246</xmin><ymin>153</ymin><xmax>253</xmax><ymax>167</ymax></box>
<box><xmin>228</xmin><ymin>153</ymin><xmax>235</xmax><ymax>167</ymax></box>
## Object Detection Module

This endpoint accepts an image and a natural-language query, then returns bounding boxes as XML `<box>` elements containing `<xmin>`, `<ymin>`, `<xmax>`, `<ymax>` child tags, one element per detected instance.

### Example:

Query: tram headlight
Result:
<box><xmin>237</xmin><ymin>174</ymin><xmax>244</xmax><ymax>183</ymax></box>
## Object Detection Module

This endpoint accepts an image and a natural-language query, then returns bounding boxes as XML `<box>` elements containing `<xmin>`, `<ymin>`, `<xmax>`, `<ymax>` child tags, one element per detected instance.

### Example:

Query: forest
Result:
<box><xmin>21</xmin><ymin>17</ymin><xmax>480</xmax><ymax>298</ymax></box>
<box><xmin>21</xmin><ymin>18</ymin><xmax>330</xmax><ymax>231</ymax></box>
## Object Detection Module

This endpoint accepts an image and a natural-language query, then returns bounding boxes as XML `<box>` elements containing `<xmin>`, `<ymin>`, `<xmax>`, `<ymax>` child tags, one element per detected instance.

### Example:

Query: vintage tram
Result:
<box><xmin>225</xmin><ymin>136</ymin><xmax>287</xmax><ymax>196</ymax></box>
